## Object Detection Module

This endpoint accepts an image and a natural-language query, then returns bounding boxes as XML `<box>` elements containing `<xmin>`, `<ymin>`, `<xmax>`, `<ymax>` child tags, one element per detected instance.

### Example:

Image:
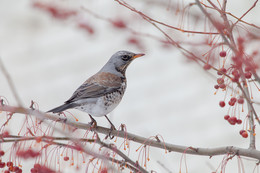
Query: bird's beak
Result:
<box><xmin>132</xmin><ymin>53</ymin><xmax>145</xmax><ymax>59</ymax></box>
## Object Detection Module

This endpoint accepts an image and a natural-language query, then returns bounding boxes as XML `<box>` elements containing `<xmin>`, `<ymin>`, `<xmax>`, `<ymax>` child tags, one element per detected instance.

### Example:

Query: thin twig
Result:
<box><xmin>232</xmin><ymin>0</ymin><xmax>259</xmax><ymax>28</ymax></box>
<box><xmin>195</xmin><ymin>0</ymin><xmax>236</xmax><ymax>52</ymax></box>
<box><xmin>0</xmin><ymin>58</ymin><xmax>23</xmax><ymax>106</ymax></box>
<box><xmin>200</xmin><ymin>1</ymin><xmax>260</xmax><ymax>29</ymax></box>
<box><xmin>0</xmin><ymin>135</ymin><xmax>95</xmax><ymax>143</ymax></box>
<box><xmin>98</xmin><ymin>139</ymin><xmax>148</xmax><ymax>173</ymax></box>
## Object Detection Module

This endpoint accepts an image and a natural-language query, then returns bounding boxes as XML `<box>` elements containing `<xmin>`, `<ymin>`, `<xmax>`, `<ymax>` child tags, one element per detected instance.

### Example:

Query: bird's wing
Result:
<box><xmin>65</xmin><ymin>72</ymin><xmax>124</xmax><ymax>103</ymax></box>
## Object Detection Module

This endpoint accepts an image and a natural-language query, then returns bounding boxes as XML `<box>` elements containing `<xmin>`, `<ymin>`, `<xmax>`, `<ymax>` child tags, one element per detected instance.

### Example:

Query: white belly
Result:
<box><xmin>75</xmin><ymin>92</ymin><xmax>123</xmax><ymax>117</ymax></box>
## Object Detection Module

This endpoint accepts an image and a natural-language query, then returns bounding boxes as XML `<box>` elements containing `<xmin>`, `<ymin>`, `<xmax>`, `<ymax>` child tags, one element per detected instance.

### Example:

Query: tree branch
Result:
<box><xmin>1</xmin><ymin>105</ymin><xmax>260</xmax><ymax>161</ymax></box>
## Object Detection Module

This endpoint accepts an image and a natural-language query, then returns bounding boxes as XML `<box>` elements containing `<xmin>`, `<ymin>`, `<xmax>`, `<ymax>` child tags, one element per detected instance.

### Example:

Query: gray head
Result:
<box><xmin>100</xmin><ymin>50</ymin><xmax>145</xmax><ymax>75</ymax></box>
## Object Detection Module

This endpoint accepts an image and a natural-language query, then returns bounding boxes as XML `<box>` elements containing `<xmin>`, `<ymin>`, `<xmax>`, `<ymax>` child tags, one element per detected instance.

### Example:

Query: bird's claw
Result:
<box><xmin>88</xmin><ymin>115</ymin><xmax>97</xmax><ymax>129</ymax></box>
<box><xmin>108</xmin><ymin>125</ymin><xmax>116</xmax><ymax>139</ymax></box>
<box><xmin>90</xmin><ymin>119</ymin><xmax>97</xmax><ymax>129</ymax></box>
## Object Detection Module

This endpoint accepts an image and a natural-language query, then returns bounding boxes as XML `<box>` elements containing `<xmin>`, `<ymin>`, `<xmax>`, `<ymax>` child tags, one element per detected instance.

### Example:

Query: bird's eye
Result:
<box><xmin>122</xmin><ymin>55</ymin><xmax>130</xmax><ymax>61</ymax></box>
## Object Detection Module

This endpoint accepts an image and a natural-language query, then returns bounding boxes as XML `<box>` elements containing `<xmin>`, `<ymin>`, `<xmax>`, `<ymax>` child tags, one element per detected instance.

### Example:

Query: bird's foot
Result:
<box><xmin>120</xmin><ymin>124</ymin><xmax>126</xmax><ymax>131</ymax></box>
<box><xmin>104</xmin><ymin>115</ymin><xmax>117</xmax><ymax>139</ymax></box>
<box><xmin>107</xmin><ymin>124</ymin><xmax>117</xmax><ymax>139</ymax></box>
<box><xmin>89</xmin><ymin>119</ymin><xmax>97</xmax><ymax>129</ymax></box>
<box><xmin>88</xmin><ymin>115</ymin><xmax>97</xmax><ymax>129</ymax></box>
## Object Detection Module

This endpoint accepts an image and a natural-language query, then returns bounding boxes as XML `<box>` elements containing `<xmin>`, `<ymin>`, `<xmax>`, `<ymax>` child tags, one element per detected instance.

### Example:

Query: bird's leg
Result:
<box><xmin>88</xmin><ymin>114</ymin><xmax>97</xmax><ymax>128</ymax></box>
<box><xmin>105</xmin><ymin>115</ymin><xmax>116</xmax><ymax>130</ymax></box>
<box><xmin>105</xmin><ymin>115</ymin><xmax>116</xmax><ymax>139</ymax></box>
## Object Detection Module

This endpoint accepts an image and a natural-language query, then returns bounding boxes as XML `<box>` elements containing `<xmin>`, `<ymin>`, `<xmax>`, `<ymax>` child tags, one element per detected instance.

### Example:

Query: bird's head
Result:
<box><xmin>102</xmin><ymin>50</ymin><xmax>145</xmax><ymax>75</ymax></box>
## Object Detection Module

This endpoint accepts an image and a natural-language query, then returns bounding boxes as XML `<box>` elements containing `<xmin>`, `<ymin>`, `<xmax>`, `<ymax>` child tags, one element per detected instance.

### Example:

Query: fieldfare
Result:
<box><xmin>48</xmin><ymin>50</ymin><xmax>145</xmax><ymax>129</ymax></box>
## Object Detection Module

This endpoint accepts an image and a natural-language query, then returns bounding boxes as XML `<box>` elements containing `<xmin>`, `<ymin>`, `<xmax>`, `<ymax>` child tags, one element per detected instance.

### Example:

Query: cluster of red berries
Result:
<box><xmin>32</xmin><ymin>2</ymin><xmax>96</xmax><ymax>36</ymax></box>
<box><xmin>224</xmin><ymin>116</ymin><xmax>248</xmax><ymax>138</ymax></box>
<box><xmin>217</xmin><ymin>67</ymin><xmax>227</xmax><ymax>76</ymax></box>
<box><xmin>231</xmin><ymin>69</ymin><xmax>241</xmax><ymax>82</ymax></box>
<box><xmin>224</xmin><ymin>115</ymin><xmax>242</xmax><ymax>125</ymax></box>
<box><xmin>0</xmin><ymin>160</ymin><xmax>22</xmax><ymax>173</ymax></box>
<box><xmin>32</xmin><ymin>2</ymin><xmax>77</xmax><ymax>20</ymax></box>
<box><xmin>219</xmin><ymin>97</ymin><xmax>244</xmax><ymax>108</ymax></box>
<box><xmin>16</xmin><ymin>149</ymin><xmax>40</xmax><ymax>159</ymax></box>
<box><xmin>31</xmin><ymin>163</ymin><xmax>55</xmax><ymax>173</ymax></box>
<box><xmin>215</xmin><ymin>77</ymin><xmax>226</xmax><ymax>89</ymax></box>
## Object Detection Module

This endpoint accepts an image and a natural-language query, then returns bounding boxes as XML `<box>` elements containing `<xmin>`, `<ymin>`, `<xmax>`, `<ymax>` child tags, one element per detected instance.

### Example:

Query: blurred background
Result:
<box><xmin>0</xmin><ymin>0</ymin><xmax>259</xmax><ymax>172</ymax></box>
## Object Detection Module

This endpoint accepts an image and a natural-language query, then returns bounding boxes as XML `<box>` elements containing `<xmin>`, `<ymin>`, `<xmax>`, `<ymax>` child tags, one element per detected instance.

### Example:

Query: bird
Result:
<box><xmin>48</xmin><ymin>50</ymin><xmax>145</xmax><ymax>130</ymax></box>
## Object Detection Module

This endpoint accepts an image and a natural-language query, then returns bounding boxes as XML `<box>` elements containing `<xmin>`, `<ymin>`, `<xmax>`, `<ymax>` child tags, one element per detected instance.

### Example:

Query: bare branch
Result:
<box><xmin>195</xmin><ymin>0</ymin><xmax>235</xmax><ymax>52</ymax></box>
<box><xmin>1</xmin><ymin>105</ymin><xmax>260</xmax><ymax>161</ymax></box>
<box><xmin>112</xmin><ymin>1</ymin><xmax>219</xmax><ymax>35</ymax></box>
<box><xmin>98</xmin><ymin>139</ymin><xmax>148</xmax><ymax>173</ymax></box>
<box><xmin>232</xmin><ymin>0</ymin><xmax>259</xmax><ymax>28</ymax></box>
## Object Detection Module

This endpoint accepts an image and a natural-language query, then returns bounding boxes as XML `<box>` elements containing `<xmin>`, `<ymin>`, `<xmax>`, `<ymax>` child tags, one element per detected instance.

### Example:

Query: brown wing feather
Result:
<box><xmin>65</xmin><ymin>72</ymin><xmax>124</xmax><ymax>103</ymax></box>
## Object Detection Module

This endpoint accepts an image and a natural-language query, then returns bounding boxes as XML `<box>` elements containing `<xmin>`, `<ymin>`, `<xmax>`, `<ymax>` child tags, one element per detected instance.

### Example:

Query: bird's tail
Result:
<box><xmin>47</xmin><ymin>103</ymin><xmax>77</xmax><ymax>113</ymax></box>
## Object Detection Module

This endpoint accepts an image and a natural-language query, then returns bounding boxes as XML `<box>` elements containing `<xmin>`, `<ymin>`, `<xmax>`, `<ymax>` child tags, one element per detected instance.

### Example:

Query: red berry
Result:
<box><xmin>217</xmin><ymin>78</ymin><xmax>224</xmax><ymax>84</ymax></box>
<box><xmin>30</xmin><ymin>168</ymin><xmax>37</xmax><ymax>173</ymax></box>
<box><xmin>228</xmin><ymin>101</ymin><xmax>235</xmax><ymax>106</ymax></box>
<box><xmin>221</xmin><ymin>67</ymin><xmax>227</xmax><ymax>73</ymax></box>
<box><xmin>219</xmin><ymin>84</ymin><xmax>226</xmax><ymax>89</ymax></box>
<box><xmin>17</xmin><ymin>168</ymin><xmax>22</xmax><ymax>173</ymax></box>
<box><xmin>224</xmin><ymin>115</ymin><xmax>230</xmax><ymax>120</ymax></box>
<box><xmin>101</xmin><ymin>168</ymin><xmax>108</xmax><ymax>173</ymax></box>
<box><xmin>127</xmin><ymin>37</ymin><xmax>138</xmax><ymax>44</ymax></box>
<box><xmin>236</xmin><ymin>119</ymin><xmax>242</xmax><ymax>124</ymax></box>
<box><xmin>228</xmin><ymin>116</ymin><xmax>237</xmax><ymax>125</ymax></box>
<box><xmin>33</xmin><ymin>164</ymin><xmax>41</xmax><ymax>169</ymax></box>
<box><xmin>35</xmin><ymin>137</ymin><xmax>41</xmax><ymax>143</ymax></box>
<box><xmin>8</xmin><ymin>166</ymin><xmax>14</xmax><ymax>172</ymax></box>
<box><xmin>238</xmin><ymin>97</ymin><xmax>244</xmax><ymax>104</ymax></box>
<box><xmin>13</xmin><ymin>166</ymin><xmax>19</xmax><ymax>172</ymax></box>
<box><xmin>0</xmin><ymin>150</ymin><xmax>5</xmax><ymax>156</ymax></box>
<box><xmin>112</xmin><ymin>20</ymin><xmax>126</xmax><ymax>29</ymax></box>
<box><xmin>64</xmin><ymin>156</ymin><xmax>69</xmax><ymax>161</ymax></box>
<box><xmin>245</xmin><ymin>66</ymin><xmax>252</xmax><ymax>72</ymax></box>
<box><xmin>241</xmin><ymin>131</ymin><xmax>248</xmax><ymax>138</ymax></box>
<box><xmin>217</xmin><ymin>67</ymin><xmax>227</xmax><ymax>75</ymax></box>
<box><xmin>245</xmin><ymin>72</ymin><xmax>252</xmax><ymax>79</ymax></box>
<box><xmin>203</xmin><ymin>64</ymin><xmax>211</xmax><ymax>70</ymax></box>
<box><xmin>78</xmin><ymin>23</ymin><xmax>94</xmax><ymax>35</ymax></box>
<box><xmin>6</xmin><ymin>162</ymin><xmax>13</xmax><ymax>167</ymax></box>
<box><xmin>2</xmin><ymin>131</ymin><xmax>9</xmax><ymax>137</ymax></box>
<box><xmin>214</xmin><ymin>85</ymin><xmax>219</xmax><ymax>89</ymax></box>
<box><xmin>239</xmin><ymin>130</ymin><xmax>246</xmax><ymax>135</ymax></box>
<box><xmin>0</xmin><ymin>162</ymin><xmax>6</xmax><ymax>168</ymax></box>
<box><xmin>4</xmin><ymin>170</ymin><xmax>10</xmax><ymax>173</ymax></box>
<box><xmin>230</xmin><ymin>97</ymin><xmax>237</xmax><ymax>103</ymax></box>
<box><xmin>229</xmin><ymin>97</ymin><xmax>237</xmax><ymax>106</ymax></box>
<box><xmin>219</xmin><ymin>101</ymin><xmax>225</xmax><ymax>107</ymax></box>
<box><xmin>232</xmin><ymin>77</ymin><xmax>239</xmax><ymax>82</ymax></box>
<box><xmin>232</xmin><ymin>70</ymin><xmax>240</xmax><ymax>78</ymax></box>
<box><xmin>219</xmin><ymin>51</ymin><xmax>227</xmax><ymax>57</ymax></box>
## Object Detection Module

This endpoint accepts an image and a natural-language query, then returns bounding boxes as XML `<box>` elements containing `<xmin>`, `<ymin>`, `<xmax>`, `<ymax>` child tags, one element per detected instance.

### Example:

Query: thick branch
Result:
<box><xmin>1</xmin><ymin>105</ymin><xmax>260</xmax><ymax>161</ymax></box>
